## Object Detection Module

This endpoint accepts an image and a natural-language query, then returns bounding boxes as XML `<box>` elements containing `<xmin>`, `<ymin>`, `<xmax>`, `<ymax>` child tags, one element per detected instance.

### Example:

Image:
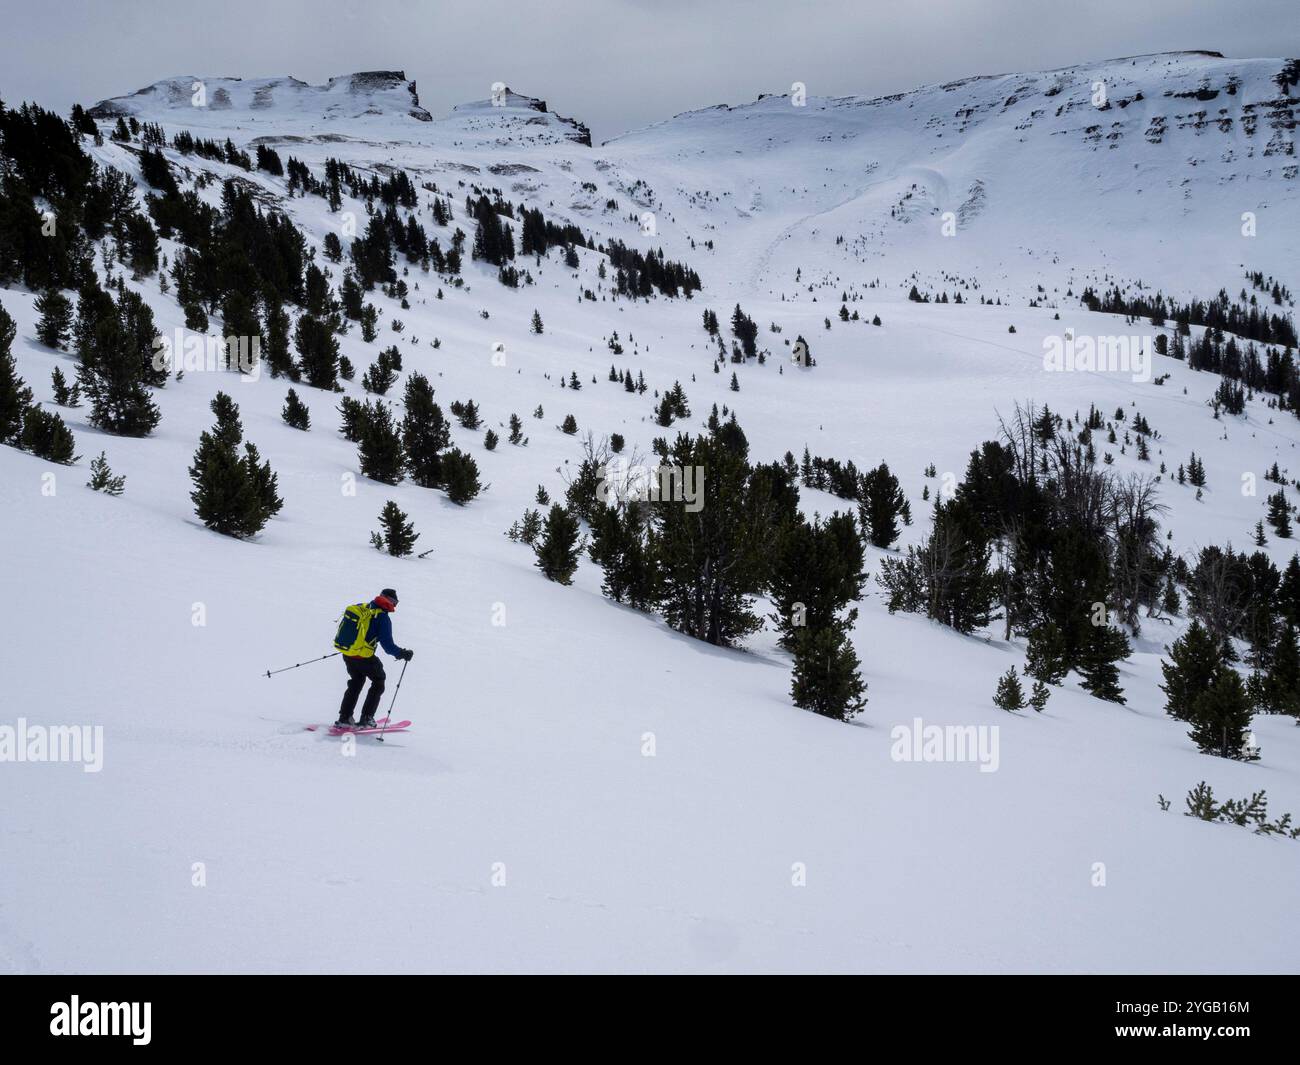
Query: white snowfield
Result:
<box><xmin>1</xmin><ymin>53</ymin><xmax>1298</xmax><ymax>973</ymax></box>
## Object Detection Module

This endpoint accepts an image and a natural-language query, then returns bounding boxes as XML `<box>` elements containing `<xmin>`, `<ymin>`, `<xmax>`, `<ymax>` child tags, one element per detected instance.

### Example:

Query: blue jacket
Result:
<box><xmin>367</xmin><ymin>603</ymin><xmax>407</xmax><ymax>658</ymax></box>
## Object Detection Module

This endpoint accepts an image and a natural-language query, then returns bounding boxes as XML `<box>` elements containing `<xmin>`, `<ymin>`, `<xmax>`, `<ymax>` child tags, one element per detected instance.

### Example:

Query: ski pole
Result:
<box><xmin>378</xmin><ymin>658</ymin><xmax>409</xmax><ymax>742</ymax></box>
<box><xmin>264</xmin><ymin>652</ymin><xmax>340</xmax><ymax>678</ymax></box>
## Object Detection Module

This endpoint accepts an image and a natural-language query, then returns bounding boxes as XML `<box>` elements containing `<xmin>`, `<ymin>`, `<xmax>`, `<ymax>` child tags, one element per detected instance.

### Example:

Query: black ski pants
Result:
<box><xmin>339</xmin><ymin>654</ymin><xmax>386</xmax><ymax>722</ymax></box>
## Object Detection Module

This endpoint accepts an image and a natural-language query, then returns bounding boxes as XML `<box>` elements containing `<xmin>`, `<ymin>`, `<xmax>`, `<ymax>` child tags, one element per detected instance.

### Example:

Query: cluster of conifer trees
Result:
<box><xmin>523</xmin><ymin>413</ymin><xmax>869</xmax><ymax>719</ymax></box>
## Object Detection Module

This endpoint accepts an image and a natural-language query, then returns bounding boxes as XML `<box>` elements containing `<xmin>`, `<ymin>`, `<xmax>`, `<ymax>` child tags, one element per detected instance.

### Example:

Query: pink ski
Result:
<box><xmin>326</xmin><ymin>720</ymin><xmax>411</xmax><ymax>736</ymax></box>
<box><xmin>306</xmin><ymin>715</ymin><xmax>401</xmax><ymax>733</ymax></box>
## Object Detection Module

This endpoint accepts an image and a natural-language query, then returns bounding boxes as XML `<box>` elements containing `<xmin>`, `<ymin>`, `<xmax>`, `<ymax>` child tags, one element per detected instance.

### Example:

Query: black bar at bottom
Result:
<box><xmin>0</xmin><ymin>974</ymin><xmax>1294</xmax><ymax>1050</ymax></box>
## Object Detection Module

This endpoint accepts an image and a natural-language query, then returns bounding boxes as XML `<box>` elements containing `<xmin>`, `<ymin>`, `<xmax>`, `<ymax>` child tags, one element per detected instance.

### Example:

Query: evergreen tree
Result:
<box><xmin>1161</xmin><ymin>620</ymin><xmax>1226</xmax><ymax>722</ymax></box>
<box><xmin>35</xmin><ymin>289</ymin><xmax>73</xmax><ymax>349</ymax></box>
<box><xmin>1267</xmin><ymin>490</ymin><xmax>1292</xmax><ymax>537</ymax></box>
<box><xmin>441</xmin><ymin>448</ymin><xmax>482</xmax><ymax>505</ymax></box>
<box><xmin>535</xmin><ymin>504</ymin><xmax>582</xmax><ymax>584</ymax></box>
<box><xmin>241</xmin><ymin>441</ymin><xmax>284</xmax><ymax>529</ymax></box>
<box><xmin>209</xmin><ymin>391</ymin><xmax>243</xmax><ymax>448</ymax></box>
<box><xmin>859</xmin><ymin>462</ymin><xmax>906</xmax><ymax>548</ymax></box>
<box><xmin>649</xmin><ymin>429</ymin><xmax>776</xmax><ymax>646</ymax></box>
<box><xmin>1025</xmin><ymin>621</ymin><xmax>1069</xmax><ymax>684</ymax></box>
<box><xmin>187</xmin><ymin>393</ymin><xmax>279</xmax><ymax>538</ymax></box>
<box><xmin>86</xmin><ymin>451</ymin><xmax>125</xmax><ymax>495</ymax></box>
<box><xmin>457</xmin><ymin>399</ymin><xmax>482</xmax><ymax>430</ymax></box>
<box><xmin>19</xmin><ymin>405</ymin><xmax>77</xmax><ymax>463</ymax></box>
<box><xmin>769</xmin><ymin>511</ymin><xmax>865</xmax><ymax>650</ymax></box>
<box><xmin>50</xmin><ymin>366</ymin><xmax>80</xmax><ymax>406</ymax></box>
<box><xmin>484</xmin><ymin>428</ymin><xmax>499</xmax><ymax>451</ymax></box>
<box><xmin>531</xmin><ymin>310</ymin><xmax>544</xmax><ymax>334</ymax></box>
<box><xmin>1077</xmin><ymin>623</ymin><xmax>1129</xmax><ymax>703</ymax></box>
<box><xmin>357</xmin><ymin>401</ymin><xmax>404</xmax><ymax>485</ymax></box>
<box><xmin>402</xmin><ymin>374</ymin><xmax>451</xmax><ymax>488</ymax></box>
<box><xmin>588</xmin><ymin>502</ymin><xmax>657</xmax><ymax>608</ymax></box>
<box><xmin>1029</xmin><ymin>678</ymin><xmax>1050</xmax><ymax>713</ymax></box>
<box><xmin>993</xmin><ymin>667</ymin><xmax>1026</xmax><ymax>711</ymax></box>
<box><xmin>371</xmin><ymin>501</ymin><xmax>419</xmax><ymax>557</ymax></box>
<box><xmin>74</xmin><ymin>288</ymin><xmax>161</xmax><ymax>437</ymax></box>
<box><xmin>362</xmin><ymin>352</ymin><xmax>398</xmax><ymax>395</ymax></box>
<box><xmin>1256</xmin><ymin>623</ymin><xmax>1300</xmax><ymax>717</ymax></box>
<box><xmin>561</xmin><ymin>413</ymin><xmax>578</xmax><ymax>435</ymax></box>
<box><xmin>294</xmin><ymin>314</ymin><xmax>339</xmax><ymax>390</ymax></box>
<box><xmin>337</xmin><ymin>396</ymin><xmax>367</xmax><ymax>443</ymax></box>
<box><xmin>790</xmin><ymin>622</ymin><xmax>867</xmax><ymax>721</ymax></box>
<box><xmin>1189</xmin><ymin>667</ymin><xmax>1256</xmax><ymax>760</ymax></box>
<box><xmin>189</xmin><ymin>427</ymin><xmax>255</xmax><ymax>537</ymax></box>
<box><xmin>282</xmin><ymin>388</ymin><xmax>311</xmax><ymax>430</ymax></box>
<box><xmin>263</xmin><ymin>300</ymin><xmax>297</xmax><ymax>380</ymax></box>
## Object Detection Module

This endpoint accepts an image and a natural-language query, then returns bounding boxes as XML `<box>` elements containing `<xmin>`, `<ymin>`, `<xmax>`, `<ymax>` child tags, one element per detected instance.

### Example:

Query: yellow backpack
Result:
<box><xmin>333</xmin><ymin>602</ymin><xmax>383</xmax><ymax>657</ymax></box>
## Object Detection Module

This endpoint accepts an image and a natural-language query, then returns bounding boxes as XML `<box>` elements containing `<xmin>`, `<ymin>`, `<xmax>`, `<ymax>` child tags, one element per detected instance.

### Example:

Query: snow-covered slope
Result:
<box><xmin>608</xmin><ymin>51</ymin><xmax>1300</xmax><ymax>300</ymax></box>
<box><xmin>2</xmin><ymin>53</ymin><xmax>1299</xmax><ymax>974</ymax></box>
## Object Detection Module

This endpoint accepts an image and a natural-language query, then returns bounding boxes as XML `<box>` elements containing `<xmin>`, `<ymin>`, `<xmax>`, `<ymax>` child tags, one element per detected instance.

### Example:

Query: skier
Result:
<box><xmin>333</xmin><ymin>589</ymin><xmax>413</xmax><ymax>729</ymax></box>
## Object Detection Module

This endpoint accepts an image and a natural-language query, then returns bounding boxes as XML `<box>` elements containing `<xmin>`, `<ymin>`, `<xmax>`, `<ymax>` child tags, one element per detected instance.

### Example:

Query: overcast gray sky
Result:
<box><xmin>1</xmin><ymin>0</ymin><xmax>1296</xmax><ymax>142</ymax></box>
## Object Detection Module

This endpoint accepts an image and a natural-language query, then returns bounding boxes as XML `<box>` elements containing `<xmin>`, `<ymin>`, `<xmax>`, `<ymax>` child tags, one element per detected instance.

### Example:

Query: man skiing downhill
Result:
<box><xmin>333</xmin><ymin>589</ymin><xmax>413</xmax><ymax>729</ymax></box>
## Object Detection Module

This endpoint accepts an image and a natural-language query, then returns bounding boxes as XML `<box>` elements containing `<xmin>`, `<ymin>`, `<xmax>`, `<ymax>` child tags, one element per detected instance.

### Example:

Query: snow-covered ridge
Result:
<box><xmin>450</xmin><ymin>89</ymin><xmax>592</xmax><ymax>147</ymax></box>
<box><xmin>612</xmin><ymin>51</ymin><xmax>1288</xmax><ymax>142</ymax></box>
<box><xmin>88</xmin><ymin>70</ymin><xmax>434</xmax><ymax>124</ymax></box>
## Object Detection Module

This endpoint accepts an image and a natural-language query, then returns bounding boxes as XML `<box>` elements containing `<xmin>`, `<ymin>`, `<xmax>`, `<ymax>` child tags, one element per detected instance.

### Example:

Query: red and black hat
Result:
<box><xmin>374</xmin><ymin>588</ymin><xmax>399</xmax><ymax>611</ymax></box>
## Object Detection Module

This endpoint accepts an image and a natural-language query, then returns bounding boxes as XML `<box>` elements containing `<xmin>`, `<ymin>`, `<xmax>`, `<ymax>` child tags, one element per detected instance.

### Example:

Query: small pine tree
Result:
<box><xmin>441</xmin><ymin>448</ymin><xmax>482</xmax><ymax>505</ymax></box>
<box><xmin>560</xmin><ymin>413</ymin><xmax>578</xmax><ymax>435</ymax></box>
<box><xmin>241</xmin><ymin>441</ymin><xmax>284</xmax><ymax>530</ymax></box>
<box><xmin>19</xmin><ymin>406</ymin><xmax>78</xmax><ymax>463</ymax></box>
<box><xmin>1267</xmin><ymin>490</ymin><xmax>1293</xmax><ymax>538</ymax></box>
<box><xmin>531</xmin><ymin>310</ymin><xmax>544</xmax><ymax>334</ymax></box>
<box><xmin>189</xmin><ymin>429</ymin><xmax>255</xmax><ymax>538</ymax></box>
<box><xmin>358</xmin><ymin>401</ymin><xmax>405</xmax><ymax>485</ymax></box>
<box><xmin>372</xmin><ymin>501</ymin><xmax>419</xmax><ymax>557</ymax></box>
<box><xmin>993</xmin><ymin>667</ymin><xmax>1026</xmax><ymax>711</ymax></box>
<box><xmin>1161</xmin><ymin>620</ymin><xmax>1224</xmax><ymax>722</ymax></box>
<box><xmin>209</xmin><ymin>391</ymin><xmax>243</xmax><ymax>448</ymax></box>
<box><xmin>1029</xmin><ymin>679</ymin><xmax>1050</xmax><ymax>713</ymax></box>
<box><xmin>484</xmin><ymin>428</ymin><xmax>499</xmax><ymax>451</ymax></box>
<box><xmin>360</xmin><ymin>304</ymin><xmax>379</xmax><ymax>343</ymax></box>
<box><xmin>1077</xmin><ymin>624</ymin><xmax>1129</xmax><ymax>703</ymax></box>
<box><xmin>508</xmin><ymin>413</ymin><xmax>524</xmax><ymax>445</ymax></box>
<box><xmin>1025</xmin><ymin>620</ymin><xmax>1069</xmax><ymax>684</ymax></box>
<box><xmin>790</xmin><ymin>623</ymin><xmax>867</xmax><ymax>721</ymax></box>
<box><xmin>86</xmin><ymin>451</ymin><xmax>125</xmax><ymax>495</ymax></box>
<box><xmin>35</xmin><ymin>289</ymin><xmax>73</xmax><ymax>349</ymax></box>
<box><xmin>534</xmin><ymin>504</ymin><xmax>582</xmax><ymax>584</ymax></box>
<box><xmin>50</xmin><ymin>366</ymin><xmax>80</xmax><ymax>407</ymax></box>
<box><xmin>458</xmin><ymin>399</ymin><xmax>482</xmax><ymax>430</ymax></box>
<box><xmin>402</xmin><ymin>373</ymin><xmax>450</xmax><ymax>487</ymax></box>
<box><xmin>1188</xmin><ymin>667</ymin><xmax>1256</xmax><ymax>760</ymax></box>
<box><xmin>282</xmin><ymin>388</ymin><xmax>311</xmax><ymax>430</ymax></box>
<box><xmin>338</xmin><ymin>396</ymin><xmax>367</xmax><ymax>443</ymax></box>
<box><xmin>362</xmin><ymin>356</ymin><xmax>397</xmax><ymax>396</ymax></box>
